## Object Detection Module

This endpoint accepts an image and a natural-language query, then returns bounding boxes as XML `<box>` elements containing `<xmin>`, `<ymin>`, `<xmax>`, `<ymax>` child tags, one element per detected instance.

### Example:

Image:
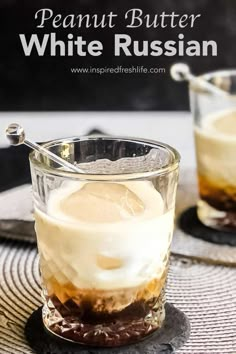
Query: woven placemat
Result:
<box><xmin>0</xmin><ymin>240</ymin><xmax>236</xmax><ymax>354</ymax></box>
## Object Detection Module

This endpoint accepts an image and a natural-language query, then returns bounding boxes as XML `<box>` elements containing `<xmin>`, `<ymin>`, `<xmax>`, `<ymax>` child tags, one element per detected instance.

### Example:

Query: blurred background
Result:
<box><xmin>0</xmin><ymin>0</ymin><xmax>234</xmax><ymax>111</ymax></box>
<box><xmin>0</xmin><ymin>0</ymin><xmax>235</xmax><ymax>190</ymax></box>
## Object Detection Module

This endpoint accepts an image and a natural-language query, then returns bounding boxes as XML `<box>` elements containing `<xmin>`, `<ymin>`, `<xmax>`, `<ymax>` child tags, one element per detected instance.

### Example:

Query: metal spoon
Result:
<box><xmin>5</xmin><ymin>123</ymin><xmax>84</xmax><ymax>174</ymax></box>
<box><xmin>170</xmin><ymin>63</ymin><xmax>229</xmax><ymax>97</ymax></box>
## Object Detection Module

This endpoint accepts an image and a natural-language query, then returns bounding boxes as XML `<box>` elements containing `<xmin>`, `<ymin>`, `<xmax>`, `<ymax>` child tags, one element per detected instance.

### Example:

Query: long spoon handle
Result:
<box><xmin>170</xmin><ymin>63</ymin><xmax>229</xmax><ymax>97</ymax></box>
<box><xmin>24</xmin><ymin>139</ymin><xmax>83</xmax><ymax>173</ymax></box>
<box><xmin>6</xmin><ymin>123</ymin><xmax>84</xmax><ymax>174</ymax></box>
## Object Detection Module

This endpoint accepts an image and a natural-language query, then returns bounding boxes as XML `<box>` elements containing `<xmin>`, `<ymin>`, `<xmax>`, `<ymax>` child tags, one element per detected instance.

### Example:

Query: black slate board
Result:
<box><xmin>179</xmin><ymin>207</ymin><xmax>236</xmax><ymax>246</ymax></box>
<box><xmin>25</xmin><ymin>303</ymin><xmax>190</xmax><ymax>354</ymax></box>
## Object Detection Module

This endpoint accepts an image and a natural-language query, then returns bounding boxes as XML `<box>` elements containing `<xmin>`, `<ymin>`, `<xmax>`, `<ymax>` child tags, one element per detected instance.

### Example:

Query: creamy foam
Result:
<box><xmin>35</xmin><ymin>180</ymin><xmax>173</xmax><ymax>290</ymax></box>
<box><xmin>195</xmin><ymin>110</ymin><xmax>236</xmax><ymax>186</ymax></box>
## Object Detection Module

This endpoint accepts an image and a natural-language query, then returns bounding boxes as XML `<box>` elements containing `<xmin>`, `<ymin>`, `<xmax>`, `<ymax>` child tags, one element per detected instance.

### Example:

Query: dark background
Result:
<box><xmin>0</xmin><ymin>0</ymin><xmax>235</xmax><ymax>111</ymax></box>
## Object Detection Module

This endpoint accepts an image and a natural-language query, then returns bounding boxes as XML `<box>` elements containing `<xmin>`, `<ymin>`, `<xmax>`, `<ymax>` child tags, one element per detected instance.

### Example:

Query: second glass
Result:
<box><xmin>30</xmin><ymin>136</ymin><xmax>180</xmax><ymax>347</ymax></box>
<box><xmin>190</xmin><ymin>70</ymin><xmax>236</xmax><ymax>231</ymax></box>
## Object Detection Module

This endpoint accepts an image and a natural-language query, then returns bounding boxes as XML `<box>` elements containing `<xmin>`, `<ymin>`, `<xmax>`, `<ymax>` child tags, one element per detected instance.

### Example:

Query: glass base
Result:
<box><xmin>197</xmin><ymin>200</ymin><xmax>236</xmax><ymax>232</ymax></box>
<box><xmin>42</xmin><ymin>291</ymin><xmax>166</xmax><ymax>347</ymax></box>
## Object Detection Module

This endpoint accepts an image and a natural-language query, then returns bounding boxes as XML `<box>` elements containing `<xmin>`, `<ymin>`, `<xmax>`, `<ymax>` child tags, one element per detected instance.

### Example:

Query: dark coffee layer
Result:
<box><xmin>50</xmin><ymin>294</ymin><xmax>160</xmax><ymax>324</ymax></box>
<box><xmin>44</xmin><ymin>290</ymin><xmax>165</xmax><ymax>347</ymax></box>
<box><xmin>42</xmin><ymin>267</ymin><xmax>168</xmax><ymax>314</ymax></box>
<box><xmin>198</xmin><ymin>175</ymin><xmax>236</xmax><ymax>212</ymax></box>
<box><xmin>26</xmin><ymin>303</ymin><xmax>190</xmax><ymax>353</ymax></box>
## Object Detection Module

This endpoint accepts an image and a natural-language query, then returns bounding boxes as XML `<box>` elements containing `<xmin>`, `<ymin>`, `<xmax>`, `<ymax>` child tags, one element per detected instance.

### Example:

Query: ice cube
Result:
<box><xmin>60</xmin><ymin>182</ymin><xmax>145</xmax><ymax>223</ymax></box>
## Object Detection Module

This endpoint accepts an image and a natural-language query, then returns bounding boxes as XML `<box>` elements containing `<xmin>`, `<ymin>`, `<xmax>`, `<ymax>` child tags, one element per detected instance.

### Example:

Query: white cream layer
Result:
<box><xmin>195</xmin><ymin>109</ymin><xmax>236</xmax><ymax>186</ymax></box>
<box><xmin>35</xmin><ymin>180</ymin><xmax>174</xmax><ymax>290</ymax></box>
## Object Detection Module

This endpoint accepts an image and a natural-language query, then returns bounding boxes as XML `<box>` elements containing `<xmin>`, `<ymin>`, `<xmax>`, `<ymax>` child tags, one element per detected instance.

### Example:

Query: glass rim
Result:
<box><xmin>29</xmin><ymin>135</ymin><xmax>180</xmax><ymax>181</ymax></box>
<box><xmin>190</xmin><ymin>68</ymin><xmax>236</xmax><ymax>96</ymax></box>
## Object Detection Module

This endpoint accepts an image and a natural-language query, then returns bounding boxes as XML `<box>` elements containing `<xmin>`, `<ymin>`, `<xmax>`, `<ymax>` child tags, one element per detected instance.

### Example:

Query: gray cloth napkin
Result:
<box><xmin>0</xmin><ymin>184</ymin><xmax>35</xmax><ymax>242</ymax></box>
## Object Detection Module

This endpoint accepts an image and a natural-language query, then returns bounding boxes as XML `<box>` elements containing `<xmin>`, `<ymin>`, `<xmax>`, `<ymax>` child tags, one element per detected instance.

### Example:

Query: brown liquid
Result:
<box><xmin>42</xmin><ymin>269</ymin><xmax>167</xmax><ymax>346</ymax></box>
<box><xmin>198</xmin><ymin>174</ymin><xmax>236</xmax><ymax>212</ymax></box>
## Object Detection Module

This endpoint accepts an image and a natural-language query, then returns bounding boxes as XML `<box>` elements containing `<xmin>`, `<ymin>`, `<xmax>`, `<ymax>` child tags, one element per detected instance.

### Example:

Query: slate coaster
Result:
<box><xmin>179</xmin><ymin>206</ymin><xmax>236</xmax><ymax>246</ymax></box>
<box><xmin>25</xmin><ymin>303</ymin><xmax>190</xmax><ymax>354</ymax></box>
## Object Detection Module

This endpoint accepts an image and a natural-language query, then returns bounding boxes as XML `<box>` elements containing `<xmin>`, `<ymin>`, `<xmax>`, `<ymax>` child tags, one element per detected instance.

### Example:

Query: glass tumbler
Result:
<box><xmin>190</xmin><ymin>70</ymin><xmax>236</xmax><ymax>231</ymax></box>
<box><xmin>30</xmin><ymin>136</ymin><xmax>180</xmax><ymax>347</ymax></box>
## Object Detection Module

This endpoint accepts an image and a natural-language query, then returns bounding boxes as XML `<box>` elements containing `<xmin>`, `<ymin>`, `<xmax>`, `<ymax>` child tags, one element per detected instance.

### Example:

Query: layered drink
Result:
<box><xmin>35</xmin><ymin>180</ymin><xmax>174</xmax><ymax>346</ymax></box>
<box><xmin>195</xmin><ymin>110</ymin><xmax>236</xmax><ymax>229</ymax></box>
